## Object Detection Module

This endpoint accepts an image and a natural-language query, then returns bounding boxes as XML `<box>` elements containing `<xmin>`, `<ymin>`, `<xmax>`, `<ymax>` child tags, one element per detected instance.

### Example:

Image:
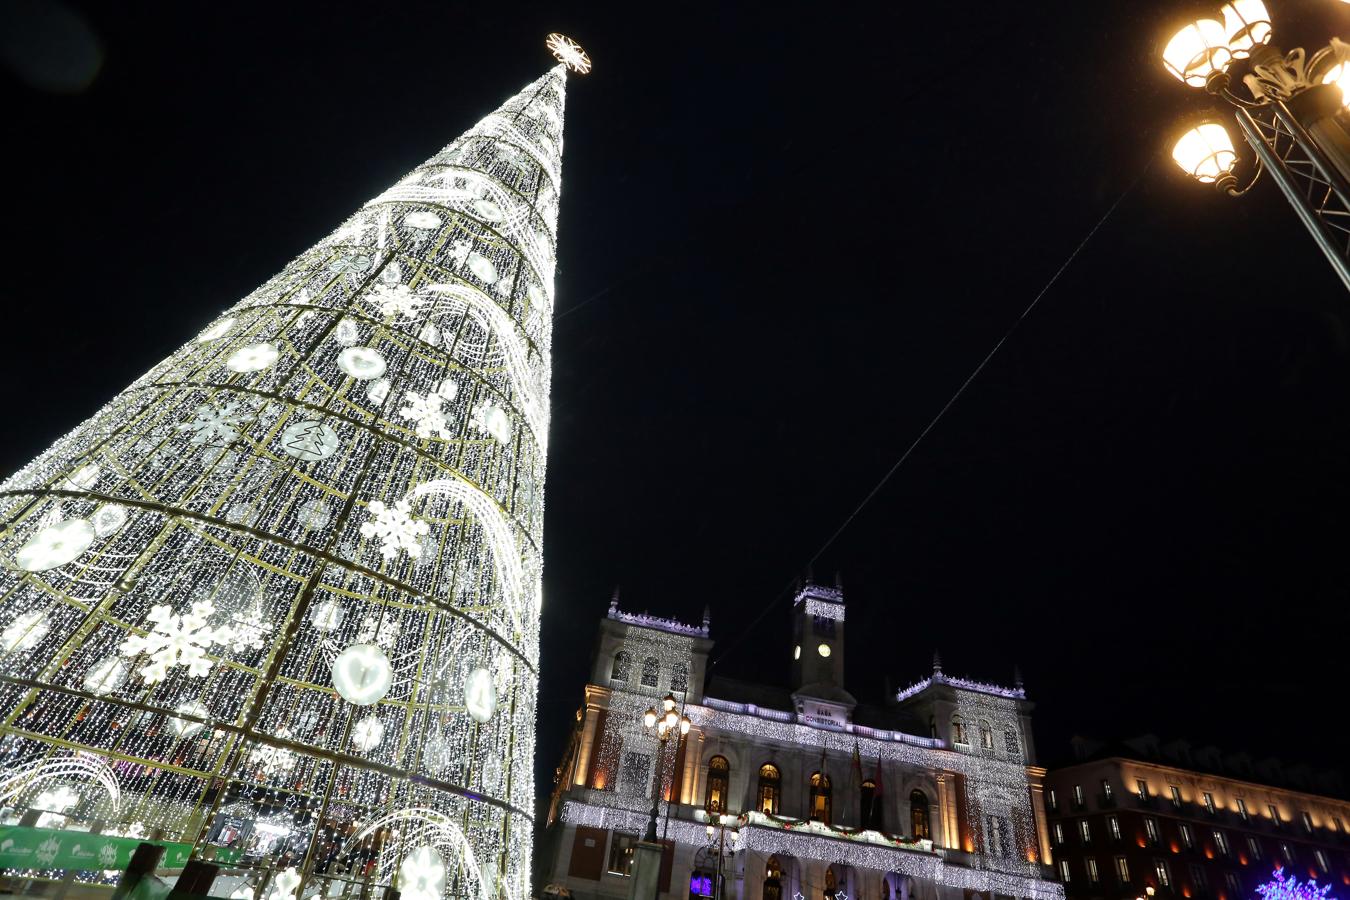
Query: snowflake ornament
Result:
<box><xmin>119</xmin><ymin>600</ymin><xmax>234</xmax><ymax>683</ymax></box>
<box><xmin>359</xmin><ymin>499</ymin><xmax>430</xmax><ymax>560</ymax></box>
<box><xmin>177</xmin><ymin>401</ymin><xmax>249</xmax><ymax>447</ymax></box>
<box><xmin>366</xmin><ymin>283</ymin><xmax>425</xmax><ymax>321</ymax></box>
<box><xmin>398</xmin><ymin>392</ymin><xmax>451</xmax><ymax>439</ymax></box>
<box><xmin>356</xmin><ymin>614</ymin><xmax>402</xmax><ymax>649</ymax></box>
<box><xmin>251</xmin><ymin>731</ymin><xmax>296</xmax><ymax>778</ymax></box>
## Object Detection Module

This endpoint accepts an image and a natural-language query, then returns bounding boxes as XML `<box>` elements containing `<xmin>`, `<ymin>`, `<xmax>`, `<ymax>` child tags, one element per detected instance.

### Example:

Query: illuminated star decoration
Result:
<box><xmin>546</xmin><ymin>33</ymin><xmax>591</xmax><ymax>74</ymax></box>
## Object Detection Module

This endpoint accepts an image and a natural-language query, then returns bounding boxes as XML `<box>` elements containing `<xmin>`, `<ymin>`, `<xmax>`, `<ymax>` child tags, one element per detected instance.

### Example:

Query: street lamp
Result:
<box><xmin>702</xmin><ymin>816</ymin><xmax>740</xmax><ymax>900</ymax></box>
<box><xmin>639</xmin><ymin>693</ymin><xmax>690</xmax><ymax>843</ymax></box>
<box><xmin>1161</xmin><ymin>1</ymin><xmax>1350</xmax><ymax>290</ymax></box>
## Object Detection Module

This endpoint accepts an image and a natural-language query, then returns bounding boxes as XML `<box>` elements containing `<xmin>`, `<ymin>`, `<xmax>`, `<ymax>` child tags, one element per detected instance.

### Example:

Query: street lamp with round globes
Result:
<box><xmin>1159</xmin><ymin>0</ymin><xmax>1350</xmax><ymax>290</ymax></box>
<box><xmin>638</xmin><ymin>693</ymin><xmax>692</xmax><ymax>844</ymax></box>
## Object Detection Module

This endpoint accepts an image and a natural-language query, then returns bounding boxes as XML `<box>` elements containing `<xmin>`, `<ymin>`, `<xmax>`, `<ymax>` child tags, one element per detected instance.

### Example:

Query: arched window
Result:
<box><xmin>951</xmin><ymin>715</ymin><xmax>967</xmax><ymax>745</ymax></box>
<box><xmin>757</xmin><ymin>763</ymin><xmax>781</xmax><ymax>815</ymax></box>
<box><xmin>610</xmin><ymin>651</ymin><xmax>631</xmax><ymax>682</ymax></box>
<box><xmin>980</xmin><ymin>721</ymin><xmax>994</xmax><ymax>750</ymax></box>
<box><xmin>763</xmin><ymin>855</ymin><xmax>783</xmax><ymax>900</ymax></box>
<box><xmin>911</xmin><ymin>789</ymin><xmax>931</xmax><ymax>840</ymax></box>
<box><xmin>705</xmin><ymin>756</ymin><xmax>729</xmax><ymax>814</ymax></box>
<box><xmin>861</xmin><ymin>779</ymin><xmax>878</xmax><ymax>830</ymax></box>
<box><xmin>825</xmin><ymin>865</ymin><xmax>840</xmax><ymax>899</ymax></box>
<box><xmin>810</xmin><ymin>772</ymin><xmax>832</xmax><ymax>824</ymax></box>
<box><xmin>640</xmin><ymin>656</ymin><xmax>659</xmax><ymax>688</ymax></box>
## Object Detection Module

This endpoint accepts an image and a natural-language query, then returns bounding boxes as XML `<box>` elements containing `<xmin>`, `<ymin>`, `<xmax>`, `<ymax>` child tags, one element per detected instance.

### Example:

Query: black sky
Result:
<box><xmin>4</xmin><ymin>0</ymin><xmax>1349</xmax><ymax>811</ymax></box>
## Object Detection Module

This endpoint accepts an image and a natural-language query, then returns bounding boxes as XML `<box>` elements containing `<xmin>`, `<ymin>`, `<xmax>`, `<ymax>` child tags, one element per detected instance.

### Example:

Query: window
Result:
<box><xmin>690</xmin><ymin>871</ymin><xmax>714</xmax><ymax>898</ymax></box>
<box><xmin>1145</xmin><ymin>817</ymin><xmax>1161</xmax><ymax>845</ymax></box>
<box><xmin>1268</xmin><ymin>804</ymin><xmax>1281</xmax><ymax>826</ymax></box>
<box><xmin>610</xmin><ymin>651</ymin><xmax>632</xmax><ymax>682</ymax></box>
<box><xmin>1053</xmin><ymin>822</ymin><xmax>1065</xmax><ymax>846</ymax></box>
<box><xmin>1058</xmin><ymin>859</ymin><xmax>1072</xmax><ymax>883</ymax></box>
<box><xmin>910</xmin><ymin>789</ymin><xmax>930</xmax><ymax>840</ymax></box>
<box><xmin>1171</xmin><ymin>786</ymin><xmax>1183</xmax><ymax>809</ymax></box>
<box><xmin>670</xmin><ymin>663</ymin><xmax>688</xmax><ymax>694</ymax></box>
<box><xmin>1137</xmin><ymin>778</ymin><xmax>1150</xmax><ymax>801</ymax></box>
<box><xmin>1190</xmin><ymin>864</ymin><xmax>1209</xmax><ymax>895</ymax></box>
<box><xmin>705</xmin><ymin>756</ymin><xmax>729</xmax><ymax>814</ymax></box>
<box><xmin>1245</xmin><ymin>835</ymin><xmax>1261</xmax><ymax>860</ymax></box>
<box><xmin>1203</xmin><ymin>792</ymin><xmax>1216</xmax><ymax>815</ymax></box>
<box><xmin>1279</xmin><ymin>842</ymin><xmax>1294</xmax><ymax>864</ymax></box>
<box><xmin>607</xmin><ymin>832</ymin><xmax>637</xmax><ymax>875</ymax></box>
<box><xmin>1213</xmin><ymin>830</ymin><xmax>1230</xmax><ymax>857</ymax></box>
<box><xmin>1301</xmin><ymin>811</ymin><xmax>1314</xmax><ymax>833</ymax></box>
<box><xmin>861</xmin><ymin>780</ymin><xmax>881</xmax><ymax>830</ymax></box>
<box><xmin>1047</xmin><ymin>788</ymin><xmax>1059</xmax><ymax>812</ymax></box>
<box><xmin>980</xmin><ymin>721</ymin><xmax>994</xmax><ymax>750</ymax></box>
<box><xmin>1073</xmin><ymin>784</ymin><xmax>1085</xmax><ymax>808</ymax></box>
<box><xmin>1102</xmin><ymin>779</ymin><xmax>1115</xmax><ymax>801</ymax></box>
<box><xmin>756</xmin><ymin>764</ymin><xmax>781</xmax><ymax>815</ymax></box>
<box><xmin>1155</xmin><ymin>858</ymin><xmax>1173</xmax><ymax>888</ymax></box>
<box><xmin>1180</xmin><ymin>822</ymin><xmax>1195</xmax><ymax>849</ymax></box>
<box><xmin>1314</xmin><ymin>849</ymin><xmax>1330</xmax><ymax>873</ymax></box>
<box><xmin>1004</xmin><ymin>729</ymin><xmax>1020</xmax><ymax>754</ymax></box>
<box><xmin>1108</xmin><ymin>815</ymin><xmax>1122</xmax><ymax>841</ymax></box>
<box><xmin>640</xmin><ymin>656</ymin><xmax>659</xmax><ymax>688</ymax></box>
<box><xmin>1114</xmin><ymin>855</ymin><xmax>1131</xmax><ymax>883</ymax></box>
<box><xmin>1079</xmin><ymin>819</ymin><xmax>1092</xmax><ymax>844</ymax></box>
<box><xmin>1237</xmin><ymin>798</ymin><xmax>1249</xmax><ymax>822</ymax></box>
<box><xmin>1333</xmin><ymin>817</ymin><xmax>1344</xmax><ymax>834</ymax></box>
<box><xmin>952</xmin><ymin>716</ymin><xmax>968</xmax><ymax>746</ymax></box>
<box><xmin>1087</xmin><ymin>858</ymin><xmax>1101</xmax><ymax>884</ymax></box>
<box><xmin>810</xmin><ymin>771</ymin><xmax>832</xmax><ymax>824</ymax></box>
<box><xmin>1225</xmin><ymin>873</ymin><xmax>1242</xmax><ymax>899</ymax></box>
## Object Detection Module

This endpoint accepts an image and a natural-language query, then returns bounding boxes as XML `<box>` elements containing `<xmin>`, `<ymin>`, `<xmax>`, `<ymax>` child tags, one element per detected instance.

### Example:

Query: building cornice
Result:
<box><xmin>1049</xmin><ymin>756</ymin><xmax>1350</xmax><ymax>810</ymax></box>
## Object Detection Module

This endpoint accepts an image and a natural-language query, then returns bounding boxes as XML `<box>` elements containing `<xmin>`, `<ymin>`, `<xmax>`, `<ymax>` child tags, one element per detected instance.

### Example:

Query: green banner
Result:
<box><xmin>0</xmin><ymin>825</ymin><xmax>240</xmax><ymax>871</ymax></box>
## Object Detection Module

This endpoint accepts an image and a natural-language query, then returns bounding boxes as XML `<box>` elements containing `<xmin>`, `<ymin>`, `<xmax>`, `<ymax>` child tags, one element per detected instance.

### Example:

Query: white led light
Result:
<box><xmin>225</xmin><ymin>342</ymin><xmax>279</xmax><ymax>373</ymax></box>
<box><xmin>337</xmin><ymin>346</ymin><xmax>388</xmax><ymax>380</ymax></box>
<box><xmin>331</xmin><ymin>643</ymin><xmax>393</xmax><ymax>706</ymax></box>
<box><xmin>16</xmin><ymin>519</ymin><xmax>95</xmax><ymax>571</ymax></box>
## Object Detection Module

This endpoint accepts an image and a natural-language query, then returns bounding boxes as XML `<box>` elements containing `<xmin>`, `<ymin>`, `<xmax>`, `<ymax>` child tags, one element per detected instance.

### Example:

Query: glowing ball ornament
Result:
<box><xmin>404</xmin><ymin>211</ymin><xmax>441</xmax><ymax>229</ymax></box>
<box><xmin>337</xmin><ymin>347</ymin><xmax>387</xmax><ymax>380</ymax></box>
<box><xmin>197</xmin><ymin>317</ymin><xmax>235</xmax><ymax>342</ymax></box>
<box><xmin>465</xmin><ymin>666</ymin><xmax>498</xmax><ymax>723</ymax></box>
<box><xmin>91</xmin><ymin>504</ymin><xmax>128</xmax><ymax>537</ymax></box>
<box><xmin>16</xmin><ymin>518</ymin><xmax>95</xmax><ymax>571</ymax></box>
<box><xmin>83</xmin><ymin>655</ymin><xmax>128</xmax><ymax>694</ymax></box>
<box><xmin>332</xmin><ymin>643</ymin><xmax>393</xmax><ymax>706</ymax></box>
<box><xmin>226</xmin><ymin>342</ymin><xmax>280</xmax><ymax>373</ymax></box>
<box><xmin>396</xmin><ymin>845</ymin><xmax>446</xmax><ymax>900</ymax></box>
<box><xmin>169</xmin><ymin>700</ymin><xmax>210</xmax><ymax>738</ymax></box>
<box><xmin>468</xmin><ymin>253</ymin><xmax>498</xmax><ymax>283</ymax></box>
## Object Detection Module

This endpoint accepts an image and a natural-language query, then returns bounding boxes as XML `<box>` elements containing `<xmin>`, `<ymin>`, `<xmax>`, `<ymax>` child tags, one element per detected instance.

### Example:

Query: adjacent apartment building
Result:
<box><xmin>538</xmin><ymin>582</ymin><xmax>1065</xmax><ymax>900</ymax></box>
<box><xmin>1044</xmin><ymin>736</ymin><xmax>1350</xmax><ymax>900</ymax></box>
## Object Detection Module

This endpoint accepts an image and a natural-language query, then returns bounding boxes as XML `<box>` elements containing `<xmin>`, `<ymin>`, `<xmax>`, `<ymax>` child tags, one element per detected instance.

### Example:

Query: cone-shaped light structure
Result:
<box><xmin>0</xmin><ymin>54</ymin><xmax>579</xmax><ymax>898</ymax></box>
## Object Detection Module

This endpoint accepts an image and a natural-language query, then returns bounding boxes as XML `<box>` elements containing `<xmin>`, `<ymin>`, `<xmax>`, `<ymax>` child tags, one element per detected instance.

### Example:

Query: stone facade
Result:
<box><xmin>538</xmin><ymin>584</ymin><xmax>1064</xmax><ymax>900</ymax></box>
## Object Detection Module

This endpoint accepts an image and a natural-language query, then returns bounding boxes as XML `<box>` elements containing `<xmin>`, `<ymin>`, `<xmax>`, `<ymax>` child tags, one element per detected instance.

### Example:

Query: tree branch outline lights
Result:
<box><xmin>1173</xmin><ymin>122</ymin><xmax>1239</xmax><ymax>183</ymax></box>
<box><xmin>546</xmin><ymin>33</ymin><xmax>591</xmax><ymax>74</ymax></box>
<box><xmin>279</xmin><ymin>421</ymin><xmax>340</xmax><ymax>461</ymax></box>
<box><xmin>331</xmin><ymin>643</ymin><xmax>393</xmax><ymax>706</ymax></box>
<box><xmin>16</xmin><ymin>519</ymin><xmax>95</xmax><ymax>571</ymax></box>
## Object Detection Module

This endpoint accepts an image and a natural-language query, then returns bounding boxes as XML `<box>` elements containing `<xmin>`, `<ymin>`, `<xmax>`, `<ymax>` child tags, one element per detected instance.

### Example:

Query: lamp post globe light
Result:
<box><xmin>639</xmin><ymin>692</ymin><xmax>690</xmax><ymax>843</ymax></box>
<box><xmin>1163</xmin><ymin>0</ymin><xmax>1350</xmax><ymax>290</ymax></box>
<box><xmin>701</xmin><ymin>815</ymin><xmax>740</xmax><ymax>900</ymax></box>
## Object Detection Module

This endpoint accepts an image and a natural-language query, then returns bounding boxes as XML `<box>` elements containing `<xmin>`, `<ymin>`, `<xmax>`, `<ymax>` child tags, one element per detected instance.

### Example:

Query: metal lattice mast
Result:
<box><xmin>0</xmin><ymin>37</ymin><xmax>588</xmax><ymax>899</ymax></box>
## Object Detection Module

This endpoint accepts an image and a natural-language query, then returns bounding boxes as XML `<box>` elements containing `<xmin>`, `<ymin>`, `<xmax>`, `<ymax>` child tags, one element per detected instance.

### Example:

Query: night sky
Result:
<box><xmin>4</xmin><ymin>0</ymin><xmax>1349</xmax><ymax>820</ymax></box>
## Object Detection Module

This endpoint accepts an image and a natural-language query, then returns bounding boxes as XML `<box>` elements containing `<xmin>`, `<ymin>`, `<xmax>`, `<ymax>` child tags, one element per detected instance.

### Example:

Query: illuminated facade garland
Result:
<box><xmin>0</xmin><ymin>60</ymin><xmax>577</xmax><ymax>899</ymax></box>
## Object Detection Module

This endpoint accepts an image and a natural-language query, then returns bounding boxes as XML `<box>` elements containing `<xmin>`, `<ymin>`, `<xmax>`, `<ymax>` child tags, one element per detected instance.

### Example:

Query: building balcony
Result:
<box><xmin>1098</xmin><ymin>793</ymin><xmax>1117</xmax><ymax>810</ymax></box>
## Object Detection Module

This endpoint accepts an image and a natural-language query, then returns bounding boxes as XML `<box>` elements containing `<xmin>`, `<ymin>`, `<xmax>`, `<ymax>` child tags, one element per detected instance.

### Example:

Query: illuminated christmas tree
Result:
<box><xmin>0</xmin><ymin>34</ymin><xmax>590</xmax><ymax>899</ymax></box>
<box><xmin>1257</xmin><ymin>869</ymin><xmax>1337</xmax><ymax>900</ymax></box>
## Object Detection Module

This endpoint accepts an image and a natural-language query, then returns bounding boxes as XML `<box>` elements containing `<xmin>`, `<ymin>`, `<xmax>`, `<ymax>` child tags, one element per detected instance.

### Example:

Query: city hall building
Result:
<box><xmin>538</xmin><ymin>582</ymin><xmax>1066</xmax><ymax>900</ymax></box>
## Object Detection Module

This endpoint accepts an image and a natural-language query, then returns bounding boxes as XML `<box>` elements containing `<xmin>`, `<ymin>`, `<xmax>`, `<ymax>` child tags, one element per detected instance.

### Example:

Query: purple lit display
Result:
<box><xmin>1256</xmin><ymin>869</ymin><xmax>1336</xmax><ymax>900</ymax></box>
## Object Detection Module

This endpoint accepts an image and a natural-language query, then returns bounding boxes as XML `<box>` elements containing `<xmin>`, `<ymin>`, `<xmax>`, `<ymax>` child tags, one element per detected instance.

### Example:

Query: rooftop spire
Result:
<box><xmin>932</xmin><ymin>649</ymin><xmax>943</xmax><ymax>676</ymax></box>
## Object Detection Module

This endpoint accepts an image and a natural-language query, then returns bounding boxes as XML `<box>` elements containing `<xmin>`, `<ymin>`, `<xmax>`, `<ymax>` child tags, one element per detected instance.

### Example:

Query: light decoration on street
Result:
<box><xmin>0</xmin><ymin>45</ymin><xmax>577</xmax><ymax>898</ymax></box>
<box><xmin>1256</xmin><ymin>869</ymin><xmax>1337</xmax><ymax>900</ymax></box>
<box><xmin>1160</xmin><ymin>1</ymin><xmax>1350</xmax><ymax>289</ymax></box>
